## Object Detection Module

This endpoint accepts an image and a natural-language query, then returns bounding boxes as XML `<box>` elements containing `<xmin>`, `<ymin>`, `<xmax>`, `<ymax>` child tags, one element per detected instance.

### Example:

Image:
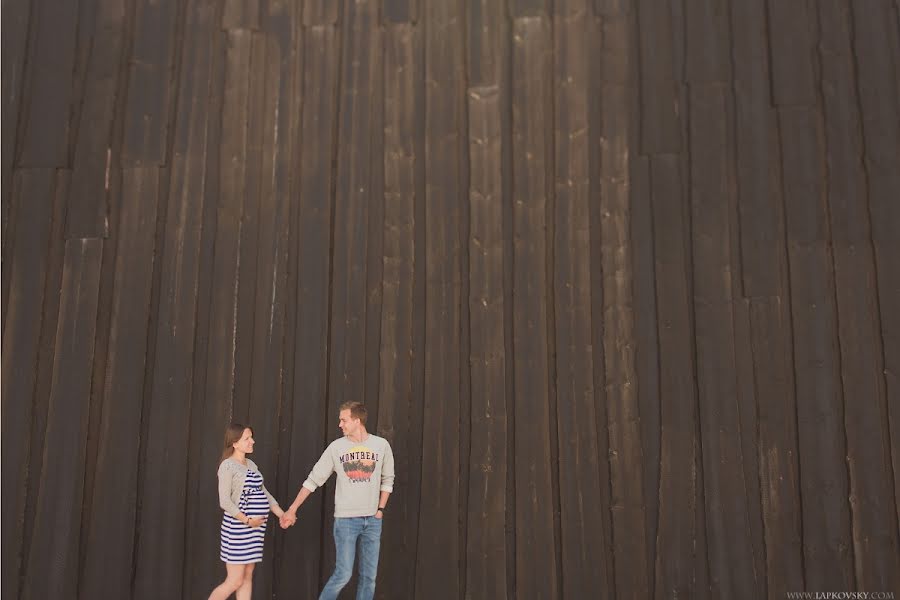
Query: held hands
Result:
<box><xmin>279</xmin><ymin>511</ymin><xmax>297</xmax><ymax>529</ymax></box>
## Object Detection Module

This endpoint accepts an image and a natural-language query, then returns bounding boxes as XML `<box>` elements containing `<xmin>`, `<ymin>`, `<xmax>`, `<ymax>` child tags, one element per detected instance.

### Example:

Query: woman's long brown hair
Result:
<box><xmin>221</xmin><ymin>423</ymin><xmax>252</xmax><ymax>462</ymax></box>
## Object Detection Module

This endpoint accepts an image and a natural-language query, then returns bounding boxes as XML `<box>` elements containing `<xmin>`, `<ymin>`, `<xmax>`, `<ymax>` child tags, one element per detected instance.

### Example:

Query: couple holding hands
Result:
<box><xmin>208</xmin><ymin>401</ymin><xmax>395</xmax><ymax>600</ymax></box>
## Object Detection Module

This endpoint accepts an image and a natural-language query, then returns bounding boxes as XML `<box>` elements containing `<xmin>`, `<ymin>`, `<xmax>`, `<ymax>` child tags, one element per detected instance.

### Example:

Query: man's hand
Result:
<box><xmin>280</xmin><ymin>511</ymin><xmax>297</xmax><ymax>529</ymax></box>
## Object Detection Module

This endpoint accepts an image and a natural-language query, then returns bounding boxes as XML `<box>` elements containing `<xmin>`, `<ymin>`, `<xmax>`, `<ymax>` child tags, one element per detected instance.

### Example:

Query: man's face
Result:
<box><xmin>339</xmin><ymin>409</ymin><xmax>360</xmax><ymax>436</ymax></box>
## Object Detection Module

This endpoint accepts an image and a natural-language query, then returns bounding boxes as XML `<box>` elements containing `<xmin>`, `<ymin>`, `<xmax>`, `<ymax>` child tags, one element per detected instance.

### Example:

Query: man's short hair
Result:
<box><xmin>339</xmin><ymin>401</ymin><xmax>368</xmax><ymax>425</ymax></box>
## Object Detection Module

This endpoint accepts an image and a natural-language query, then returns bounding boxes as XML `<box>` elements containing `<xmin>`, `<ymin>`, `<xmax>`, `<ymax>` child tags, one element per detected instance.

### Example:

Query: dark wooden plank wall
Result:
<box><xmin>2</xmin><ymin>1</ymin><xmax>899</xmax><ymax>599</ymax></box>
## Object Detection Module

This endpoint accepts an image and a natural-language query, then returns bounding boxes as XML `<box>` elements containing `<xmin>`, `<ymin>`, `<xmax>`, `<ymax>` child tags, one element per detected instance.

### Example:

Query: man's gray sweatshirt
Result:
<box><xmin>303</xmin><ymin>434</ymin><xmax>395</xmax><ymax>517</ymax></box>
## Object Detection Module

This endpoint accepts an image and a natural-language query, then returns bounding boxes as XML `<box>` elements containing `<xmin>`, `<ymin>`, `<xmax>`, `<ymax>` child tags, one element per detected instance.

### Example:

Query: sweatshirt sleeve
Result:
<box><xmin>217</xmin><ymin>462</ymin><xmax>241</xmax><ymax>517</ymax></box>
<box><xmin>302</xmin><ymin>446</ymin><xmax>335</xmax><ymax>492</ymax></box>
<box><xmin>380</xmin><ymin>441</ymin><xmax>395</xmax><ymax>493</ymax></box>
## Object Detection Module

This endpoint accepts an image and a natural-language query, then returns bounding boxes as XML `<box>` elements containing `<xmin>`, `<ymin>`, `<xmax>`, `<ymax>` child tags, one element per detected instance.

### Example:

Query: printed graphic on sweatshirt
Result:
<box><xmin>340</xmin><ymin>446</ymin><xmax>379</xmax><ymax>483</ymax></box>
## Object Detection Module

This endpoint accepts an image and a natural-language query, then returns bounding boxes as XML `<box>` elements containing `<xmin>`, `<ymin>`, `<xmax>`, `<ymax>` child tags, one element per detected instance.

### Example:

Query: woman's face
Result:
<box><xmin>233</xmin><ymin>428</ymin><xmax>255</xmax><ymax>455</ymax></box>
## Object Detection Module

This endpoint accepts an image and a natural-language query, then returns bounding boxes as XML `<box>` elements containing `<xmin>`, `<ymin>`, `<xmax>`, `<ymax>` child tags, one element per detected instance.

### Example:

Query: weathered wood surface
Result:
<box><xmin>3</xmin><ymin>1</ymin><xmax>900</xmax><ymax>598</ymax></box>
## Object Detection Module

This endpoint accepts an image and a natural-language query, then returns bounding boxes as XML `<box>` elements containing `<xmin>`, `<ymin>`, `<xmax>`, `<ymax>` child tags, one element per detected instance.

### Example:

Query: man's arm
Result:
<box><xmin>376</xmin><ymin>442</ymin><xmax>395</xmax><ymax>518</ymax></box>
<box><xmin>281</xmin><ymin>446</ymin><xmax>334</xmax><ymax>527</ymax></box>
<box><xmin>376</xmin><ymin>490</ymin><xmax>391</xmax><ymax>518</ymax></box>
<box><xmin>380</xmin><ymin>442</ymin><xmax>395</xmax><ymax>493</ymax></box>
<box><xmin>287</xmin><ymin>486</ymin><xmax>313</xmax><ymax>514</ymax></box>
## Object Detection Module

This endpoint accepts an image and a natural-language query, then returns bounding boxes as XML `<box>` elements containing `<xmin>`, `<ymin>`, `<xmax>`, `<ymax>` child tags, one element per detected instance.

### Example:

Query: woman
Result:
<box><xmin>208</xmin><ymin>423</ymin><xmax>285</xmax><ymax>600</ymax></box>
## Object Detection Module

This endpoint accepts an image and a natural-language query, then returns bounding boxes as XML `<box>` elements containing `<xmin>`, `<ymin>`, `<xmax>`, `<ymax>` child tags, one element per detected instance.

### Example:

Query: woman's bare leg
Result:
<box><xmin>235</xmin><ymin>563</ymin><xmax>255</xmax><ymax>600</ymax></box>
<box><xmin>207</xmin><ymin>563</ymin><xmax>245</xmax><ymax>600</ymax></box>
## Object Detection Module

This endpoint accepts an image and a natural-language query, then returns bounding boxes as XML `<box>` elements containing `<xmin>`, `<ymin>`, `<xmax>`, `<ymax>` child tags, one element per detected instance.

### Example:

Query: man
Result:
<box><xmin>280</xmin><ymin>401</ymin><xmax>394</xmax><ymax>600</ymax></box>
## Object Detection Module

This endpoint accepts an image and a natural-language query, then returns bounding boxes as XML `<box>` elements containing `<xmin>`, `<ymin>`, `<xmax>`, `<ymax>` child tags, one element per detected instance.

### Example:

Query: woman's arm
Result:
<box><xmin>263</xmin><ymin>485</ymin><xmax>285</xmax><ymax>518</ymax></box>
<box><xmin>217</xmin><ymin>462</ymin><xmax>250</xmax><ymax>524</ymax></box>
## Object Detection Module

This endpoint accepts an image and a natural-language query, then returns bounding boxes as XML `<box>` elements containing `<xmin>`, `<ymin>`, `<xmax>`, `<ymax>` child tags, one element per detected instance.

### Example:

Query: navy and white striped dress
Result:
<box><xmin>220</xmin><ymin>469</ymin><xmax>269</xmax><ymax>564</ymax></box>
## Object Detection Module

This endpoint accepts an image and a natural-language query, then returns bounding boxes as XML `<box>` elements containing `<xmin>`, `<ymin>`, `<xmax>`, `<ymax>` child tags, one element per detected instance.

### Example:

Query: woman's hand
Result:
<box><xmin>280</xmin><ymin>511</ymin><xmax>297</xmax><ymax>529</ymax></box>
<box><xmin>247</xmin><ymin>516</ymin><xmax>267</xmax><ymax>528</ymax></box>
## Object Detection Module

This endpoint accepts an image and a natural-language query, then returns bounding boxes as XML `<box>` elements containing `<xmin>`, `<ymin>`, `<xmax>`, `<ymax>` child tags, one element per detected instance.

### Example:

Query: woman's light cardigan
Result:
<box><xmin>217</xmin><ymin>458</ymin><xmax>281</xmax><ymax>518</ymax></box>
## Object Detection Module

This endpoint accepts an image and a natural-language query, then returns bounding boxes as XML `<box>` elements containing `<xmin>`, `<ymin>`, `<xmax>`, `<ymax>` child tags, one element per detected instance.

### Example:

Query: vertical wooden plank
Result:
<box><xmin>223</xmin><ymin>0</ymin><xmax>260</xmax><ymax>29</ymax></box>
<box><xmin>594</xmin><ymin>0</ymin><xmax>630</xmax><ymax>17</ymax></box>
<box><xmin>731</xmin><ymin>9</ymin><xmax>805</xmax><ymax>594</ymax></box>
<box><xmin>823</xmin><ymin>1</ymin><xmax>900</xmax><ymax>590</ymax></box>
<box><xmin>852</xmin><ymin>0</ymin><xmax>900</xmax><ymax>540</ymax></box>
<box><xmin>465</xmin><ymin>8</ymin><xmax>509</xmax><ymax>595</ymax></box>
<box><xmin>18</xmin><ymin>171</ymin><xmax>69</xmax><ymax>597</ymax></box>
<box><xmin>377</xmin><ymin>22</ymin><xmax>420</xmax><ymax>600</ymax></box>
<box><xmin>684</xmin><ymin>0</ymin><xmax>730</xmax><ymax>83</ymax></box>
<box><xmin>384</xmin><ymin>0</ymin><xmax>417</xmax><ymax>23</ymax></box>
<box><xmin>401</xmin><ymin>17</ymin><xmax>431</xmax><ymax>600</ymax></box>
<box><xmin>231</xmin><ymin>31</ymin><xmax>269</xmax><ymax>422</ymax></box>
<box><xmin>276</xmin><ymin>24</ymin><xmax>337</xmax><ymax>600</ymax></box>
<box><xmin>1</xmin><ymin>0</ymin><xmax>31</xmax><ymax>254</ymax></box>
<box><xmin>553</xmin><ymin>8</ymin><xmax>609</xmax><ymax>600</ymax></box>
<box><xmin>750</xmin><ymin>295</ymin><xmax>805</xmax><ymax>598</ymax></box>
<box><xmin>76</xmin><ymin>130</ymin><xmax>125</xmax><ymax>593</ymax></box>
<box><xmin>416</xmin><ymin>0</ymin><xmax>464</xmax><ymax>596</ymax></box>
<box><xmin>509</xmin><ymin>0</ymin><xmax>548</xmax><ymax>17</ymax></box>
<box><xmin>819</xmin><ymin>0</ymin><xmax>884</xmax><ymax>592</ymax></box>
<box><xmin>66</xmin><ymin>0</ymin><xmax>128</xmax><ymax>238</ymax></box>
<box><xmin>766</xmin><ymin>0</ymin><xmax>816</xmax><ymax>106</ymax></box>
<box><xmin>467</xmin><ymin>0</ymin><xmax>505</xmax><ymax>87</ymax></box>
<box><xmin>21</xmin><ymin>239</ymin><xmax>103</xmax><ymax>600</ymax></box>
<box><xmin>731</xmin><ymin>8</ymin><xmax>804</xmax><ymax>594</ymax></box>
<box><xmin>303</xmin><ymin>0</ymin><xmax>339</xmax><ymax>25</ymax></box>
<box><xmin>0</xmin><ymin>170</ymin><xmax>58</xmax><ymax>600</ymax></box>
<box><xmin>597</xmin><ymin>10</ymin><xmax>653</xmax><ymax>600</ymax></box>
<box><xmin>183</xmin><ymin>27</ymin><xmax>253</xmax><ymax>600</ymax></box>
<box><xmin>818</xmin><ymin>0</ymin><xmax>869</xmax><ymax>245</ymax></box>
<box><xmin>689</xmin><ymin>84</ymin><xmax>758</xmax><ymax>597</ymax></box>
<box><xmin>648</xmin><ymin>154</ymin><xmax>697</xmax><ymax>600</ymax></box>
<box><xmin>636</xmin><ymin>0</ymin><xmax>681</xmax><ymax>153</ymax></box>
<box><xmin>131</xmin><ymin>1</ymin><xmax>221</xmax><ymax>596</ymax></box>
<box><xmin>457</xmin><ymin>11</ymin><xmax>474</xmax><ymax>593</ymax></box>
<box><xmin>79</xmin><ymin>168</ymin><xmax>159</xmax><ymax>599</ymax></box>
<box><xmin>510</xmin><ymin>16</ymin><xmax>558</xmax><ymax>600</ymax></box>
<box><xmin>465</xmin><ymin>84</ymin><xmax>507</xmax><ymax>600</ymax></box>
<box><xmin>180</xmin><ymin>22</ymin><xmax>228</xmax><ymax>595</ymax></box>
<box><xmin>16</xmin><ymin>0</ymin><xmax>79</xmax><ymax>166</ymax></box>
<box><xmin>260</xmin><ymin>0</ymin><xmax>303</xmax><ymax>596</ymax></box>
<box><xmin>329</xmin><ymin>0</ymin><xmax>379</xmax><ymax>414</ymax></box>
<box><xmin>121</xmin><ymin>0</ymin><xmax>182</xmax><ymax>165</ymax></box>
<box><xmin>588</xmin><ymin>12</ymin><xmax>621</xmax><ymax>591</ymax></box>
<box><xmin>500</xmin><ymin>25</ymin><xmax>518</xmax><ymax>600</ymax></box>
<box><xmin>724</xmin><ymin>11</ymin><xmax>768</xmax><ymax>584</ymax></box>
<box><xmin>466</xmin><ymin>3</ymin><xmax>507</xmax><ymax>599</ymax></box>
<box><xmin>794</xmin><ymin>269</ymin><xmax>850</xmax><ymax>572</ymax></box>
<box><xmin>629</xmin><ymin>155</ymin><xmax>661</xmax><ymax>593</ymax></box>
<box><xmin>366</xmin><ymin>33</ymin><xmax>387</xmax><ymax>425</ymax></box>
<box><xmin>731</xmin><ymin>0</ymin><xmax>784</xmax><ymax>297</ymax></box>
<box><xmin>779</xmin><ymin>106</ymin><xmax>857</xmax><ymax>592</ymax></box>
<box><xmin>730</xmin><ymin>273</ymin><xmax>767</xmax><ymax>597</ymax></box>
<box><xmin>245</xmin><ymin>32</ymin><xmax>288</xmax><ymax>600</ymax></box>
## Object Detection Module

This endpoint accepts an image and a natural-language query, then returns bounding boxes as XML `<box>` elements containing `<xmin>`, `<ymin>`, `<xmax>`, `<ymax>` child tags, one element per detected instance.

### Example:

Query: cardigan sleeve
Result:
<box><xmin>217</xmin><ymin>461</ymin><xmax>241</xmax><ymax>517</ymax></box>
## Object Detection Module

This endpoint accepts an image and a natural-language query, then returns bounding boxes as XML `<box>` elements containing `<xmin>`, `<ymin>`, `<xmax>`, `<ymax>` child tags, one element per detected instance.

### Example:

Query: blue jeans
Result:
<box><xmin>319</xmin><ymin>516</ymin><xmax>383</xmax><ymax>600</ymax></box>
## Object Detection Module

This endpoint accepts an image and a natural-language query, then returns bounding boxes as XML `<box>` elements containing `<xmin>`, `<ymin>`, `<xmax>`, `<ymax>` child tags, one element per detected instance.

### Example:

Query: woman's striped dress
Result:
<box><xmin>220</xmin><ymin>469</ymin><xmax>269</xmax><ymax>564</ymax></box>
